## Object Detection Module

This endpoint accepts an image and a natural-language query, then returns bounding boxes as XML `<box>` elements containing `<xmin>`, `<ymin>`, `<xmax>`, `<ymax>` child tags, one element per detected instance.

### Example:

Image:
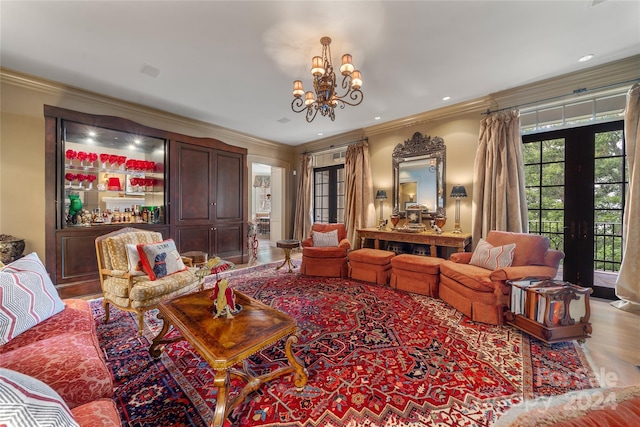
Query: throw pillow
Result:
<box><xmin>137</xmin><ymin>239</ymin><xmax>186</xmax><ymax>281</ymax></box>
<box><xmin>126</xmin><ymin>243</ymin><xmax>146</xmax><ymax>276</ymax></box>
<box><xmin>0</xmin><ymin>368</ymin><xmax>79</xmax><ymax>427</ymax></box>
<box><xmin>312</xmin><ymin>229</ymin><xmax>339</xmax><ymax>247</ymax></box>
<box><xmin>469</xmin><ymin>238</ymin><xmax>516</xmax><ymax>270</ymax></box>
<box><xmin>0</xmin><ymin>252</ymin><xmax>65</xmax><ymax>345</ymax></box>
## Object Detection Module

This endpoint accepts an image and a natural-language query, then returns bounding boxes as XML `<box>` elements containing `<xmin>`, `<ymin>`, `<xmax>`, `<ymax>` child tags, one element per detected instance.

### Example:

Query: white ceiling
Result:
<box><xmin>1</xmin><ymin>1</ymin><xmax>639</xmax><ymax>146</ymax></box>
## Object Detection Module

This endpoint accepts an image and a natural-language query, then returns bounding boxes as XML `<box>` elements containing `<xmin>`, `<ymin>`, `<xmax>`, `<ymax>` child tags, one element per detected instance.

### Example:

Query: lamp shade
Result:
<box><xmin>375</xmin><ymin>190</ymin><xmax>388</xmax><ymax>200</ymax></box>
<box><xmin>450</xmin><ymin>185</ymin><xmax>467</xmax><ymax>198</ymax></box>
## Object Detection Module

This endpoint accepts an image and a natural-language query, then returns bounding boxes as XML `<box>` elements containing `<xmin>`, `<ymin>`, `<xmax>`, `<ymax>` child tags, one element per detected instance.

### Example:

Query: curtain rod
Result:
<box><xmin>482</xmin><ymin>78</ymin><xmax>640</xmax><ymax>116</ymax></box>
<box><xmin>302</xmin><ymin>137</ymin><xmax>369</xmax><ymax>155</ymax></box>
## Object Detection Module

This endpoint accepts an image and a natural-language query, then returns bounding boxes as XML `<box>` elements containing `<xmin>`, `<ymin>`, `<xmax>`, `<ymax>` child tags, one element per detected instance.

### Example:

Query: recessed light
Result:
<box><xmin>318</xmin><ymin>132</ymin><xmax>323</xmax><ymax>136</ymax></box>
<box><xmin>442</xmin><ymin>96</ymin><xmax>451</xmax><ymax>101</ymax></box>
<box><xmin>374</xmin><ymin>116</ymin><xmax>381</xmax><ymax>120</ymax></box>
<box><xmin>579</xmin><ymin>54</ymin><xmax>594</xmax><ymax>62</ymax></box>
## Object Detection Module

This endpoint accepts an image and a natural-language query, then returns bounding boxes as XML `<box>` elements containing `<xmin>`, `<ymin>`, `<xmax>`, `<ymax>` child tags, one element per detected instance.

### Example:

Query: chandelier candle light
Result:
<box><xmin>292</xmin><ymin>37</ymin><xmax>363</xmax><ymax>122</ymax></box>
<box><xmin>376</xmin><ymin>190</ymin><xmax>387</xmax><ymax>229</ymax></box>
<box><xmin>450</xmin><ymin>185</ymin><xmax>468</xmax><ymax>234</ymax></box>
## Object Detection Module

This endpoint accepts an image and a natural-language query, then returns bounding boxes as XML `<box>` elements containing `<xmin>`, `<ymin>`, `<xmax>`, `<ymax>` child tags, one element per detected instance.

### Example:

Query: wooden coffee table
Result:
<box><xmin>149</xmin><ymin>289</ymin><xmax>308</xmax><ymax>427</ymax></box>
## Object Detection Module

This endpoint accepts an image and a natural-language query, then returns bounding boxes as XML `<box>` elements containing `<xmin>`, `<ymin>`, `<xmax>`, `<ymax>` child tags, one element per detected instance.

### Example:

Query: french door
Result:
<box><xmin>522</xmin><ymin>121</ymin><xmax>626</xmax><ymax>299</ymax></box>
<box><xmin>313</xmin><ymin>165</ymin><xmax>345</xmax><ymax>223</ymax></box>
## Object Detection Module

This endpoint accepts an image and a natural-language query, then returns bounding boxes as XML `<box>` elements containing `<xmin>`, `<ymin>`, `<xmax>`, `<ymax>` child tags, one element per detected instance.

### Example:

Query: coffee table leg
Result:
<box><xmin>284</xmin><ymin>334</ymin><xmax>308</xmax><ymax>390</ymax></box>
<box><xmin>149</xmin><ymin>312</ymin><xmax>184</xmax><ymax>358</ymax></box>
<box><xmin>212</xmin><ymin>370</ymin><xmax>230</xmax><ymax>427</ymax></box>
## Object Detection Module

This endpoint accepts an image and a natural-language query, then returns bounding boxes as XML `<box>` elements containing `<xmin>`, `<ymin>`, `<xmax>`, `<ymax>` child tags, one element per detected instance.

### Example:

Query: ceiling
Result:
<box><xmin>1</xmin><ymin>1</ymin><xmax>639</xmax><ymax>146</ymax></box>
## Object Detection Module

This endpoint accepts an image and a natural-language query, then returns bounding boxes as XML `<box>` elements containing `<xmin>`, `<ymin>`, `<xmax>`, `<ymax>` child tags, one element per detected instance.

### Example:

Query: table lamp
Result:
<box><xmin>450</xmin><ymin>185</ymin><xmax>467</xmax><ymax>233</ymax></box>
<box><xmin>376</xmin><ymin>190</ymin><xmax>387</xmax><ymax>229</ymax></box>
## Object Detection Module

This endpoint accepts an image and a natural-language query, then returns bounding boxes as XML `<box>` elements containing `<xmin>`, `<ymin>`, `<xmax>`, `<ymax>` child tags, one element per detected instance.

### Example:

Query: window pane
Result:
<box><xmin>541</xmin><ymin>163</ymin><xmax>564</xmax><ymax>186</ymax></box>
<box><xmin>594</xmin><ymin>183</ymin><xmax>623</xmax><ymax>209</ymax></box>
<box><xmin>595</xmin><ymin>157</ymin><xmax>623</xmax><ymax>183</ymax></box>
<box><xmin>564</xmin><ymin>100</ymin><xmax>593</xmax><ymax>126</ymax></box>
<box><xmin>541</xmin><ymin>138</ymin><xmax>565</xmax><ymax>162</ymax></box>
<box><xmin>523</xmin><ymin>141</ymin><xmax>541</xmax><ymax>164</ymax></box>
<box><xmin>526</xmin><ymin>187</ymin><xmax>540</xmax><ymax>209</ymax></box>
<box><xmin>595</xmin><ymin>130</ymin><xmax>623</xmax><ymax>157</ymax></box>
<box><xmin>538</xmin><ymin>106</ymin><xmax>563</xmax><ymax>129</ymax></box>
<box><xmin>541</xmin><ymin>186</ymin><xmax>564</xmax><ymax>209</ymax></box>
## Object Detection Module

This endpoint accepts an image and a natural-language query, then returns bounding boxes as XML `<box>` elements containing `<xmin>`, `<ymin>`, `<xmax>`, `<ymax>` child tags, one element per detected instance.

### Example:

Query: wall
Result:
<box><xmin>0</xmin><ymin>69</ymin><xmax>296</xmax><ymax>258</ymax></box>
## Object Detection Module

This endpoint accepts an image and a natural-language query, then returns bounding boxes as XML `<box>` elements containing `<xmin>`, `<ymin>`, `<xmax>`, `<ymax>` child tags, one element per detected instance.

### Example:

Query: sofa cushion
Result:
<box><xmin>136</xmin><ymin>239</ymin><xmax>186</xmax><ymax>281</ymax></box>
<box><xmin>440</xmin><ymin>260</ymin><xmax>495</xmax><ymax>292</ymax></box>
<box><xmin>2</xmin><ymin>333</ymin><xmax>114</xmax><ymax>408</ymax></box>
<box><xmin>486</xmin><ymin>230</ymin><xmax>549</xmax><ymax>267</ymax></box>
<box><xmin>0</xmin><ymin>252</ymin><xmax>65</xmax><ymax>345</ymax></box>
<box><xmin>312</xmin><ymin>229</ymin><xmax>339</xmax><ymax>247</ymax></box>
<box><xmin>105</xmin><ymin>230</ymin><xmax>162</xmax><ymax>271</ymax></box>
<box><xmin>0</xmin><ymin>368</ymin><xmax>80</xmax><ymax>427</ymax></box>
<box><xmin>71</xmin><ymin>398</ymin><xmax>121</xmax><ymax>427</ymax></box>
<box><xmin>349</xmin><ymin>249</ymin><xmax>396</xmax><ymax>265</ymax></box>
<box><xmin>391</xmin><ymin>254</ymin><xmax>443</xmax><ymax>274</ymax></box>
<box><xmin>470</xmin><ymin>238</ymin><xmax>516</xmax><ymax>270</ymax></box>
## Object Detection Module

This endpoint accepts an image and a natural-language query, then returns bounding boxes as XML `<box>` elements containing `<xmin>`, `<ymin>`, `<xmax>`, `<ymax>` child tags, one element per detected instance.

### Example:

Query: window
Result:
<box><xmin>312</xmin><ymin>148</ymin><xmax>346</xmax><ymax>224</ymax></box>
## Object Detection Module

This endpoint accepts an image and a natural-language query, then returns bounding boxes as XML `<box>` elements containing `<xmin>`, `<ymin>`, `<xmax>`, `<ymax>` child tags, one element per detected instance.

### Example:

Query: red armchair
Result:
<box><xmin>300</xmin><ymin>223</ymin><xmax>351</xmax><ymax>277</ymax></box>
<box><xmin>439</xmin><ymin>230</ymin><xmax>564</xmax><ymax>325</ymax></box>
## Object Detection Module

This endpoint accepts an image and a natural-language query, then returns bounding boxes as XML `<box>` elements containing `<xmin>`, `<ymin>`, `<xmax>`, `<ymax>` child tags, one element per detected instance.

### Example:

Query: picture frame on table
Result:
<box><xmin>406</xmin><ymin>207</ymin><xmax>422</xmax><ymax>225</ymax></box>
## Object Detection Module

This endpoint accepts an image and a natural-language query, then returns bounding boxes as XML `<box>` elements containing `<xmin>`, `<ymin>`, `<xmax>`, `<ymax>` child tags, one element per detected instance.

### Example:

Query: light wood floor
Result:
<box><xmin>249</xmin><ymin>237</ymin><xmax>640</xmax><ymax>387</ymax></box>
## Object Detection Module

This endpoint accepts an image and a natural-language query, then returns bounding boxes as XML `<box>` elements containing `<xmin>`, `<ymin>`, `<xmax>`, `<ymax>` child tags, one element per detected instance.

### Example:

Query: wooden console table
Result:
<box><xmin>357</xmin><ymin>228</ymin><xmax>472</xmax><ymax>257</ymax></box>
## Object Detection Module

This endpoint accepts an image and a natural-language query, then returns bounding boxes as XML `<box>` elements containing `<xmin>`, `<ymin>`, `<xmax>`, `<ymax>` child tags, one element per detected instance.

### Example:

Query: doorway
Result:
<box><xmin>251</xmin><ymin>163</ymin><xmax>285</xmax><ymax>245</ymax></box>
<box><xmin>523</xmin><ymin>121</ymin><xmax>626</xmax><ymax>299</ymax></box>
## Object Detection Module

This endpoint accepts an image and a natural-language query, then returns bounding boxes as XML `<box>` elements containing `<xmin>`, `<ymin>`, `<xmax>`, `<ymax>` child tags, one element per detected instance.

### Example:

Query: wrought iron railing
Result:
<box><xmin>528</xmin><ymin>220</ymin><xmax>623</xmax><ymax>272</ymax></box>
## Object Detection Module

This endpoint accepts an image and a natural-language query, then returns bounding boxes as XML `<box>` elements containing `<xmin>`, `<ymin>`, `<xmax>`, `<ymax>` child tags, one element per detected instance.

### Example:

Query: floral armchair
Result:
<box><xmin>95</xmin><ymin>227</ymin><xmax>200</xmax><ymax>334</ymax></box>
<box><xmin>300</xmin><ymin>223</ymin><xmax>351</xmax><ymax>278</ymax></box>
<box><xmin>439</xmin><ymin>230</ymin><xmax>565</xmax><ymax>325</ymax></box>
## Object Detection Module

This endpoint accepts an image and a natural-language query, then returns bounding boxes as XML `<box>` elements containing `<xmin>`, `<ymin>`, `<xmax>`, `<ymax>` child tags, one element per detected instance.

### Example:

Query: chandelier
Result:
<box><xmin>291</xmin><ymin>36</ymin><xmax>363</xmax><ymax>122</ymax></box>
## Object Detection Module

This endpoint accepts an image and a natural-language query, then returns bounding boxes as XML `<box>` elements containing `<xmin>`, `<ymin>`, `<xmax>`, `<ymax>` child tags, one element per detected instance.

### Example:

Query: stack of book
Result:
<box><xmin>509</xmin><ymin>278</ymin><xmax>573</xmax><ymax>325</ymax></box>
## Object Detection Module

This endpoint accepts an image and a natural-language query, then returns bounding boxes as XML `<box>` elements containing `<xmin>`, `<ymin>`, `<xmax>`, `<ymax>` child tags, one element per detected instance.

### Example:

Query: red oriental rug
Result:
<box><xmin>92</xmin><ymin>261</ymin><xmax>598</xmax><ymax>426</ymax></box>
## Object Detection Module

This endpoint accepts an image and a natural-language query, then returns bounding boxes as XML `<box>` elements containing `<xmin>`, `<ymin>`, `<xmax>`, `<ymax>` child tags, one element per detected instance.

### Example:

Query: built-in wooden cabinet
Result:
<box><xmin>45</xmin><ymin>106</ymin><xmax>248</xmax><ymax>298</ymax></box>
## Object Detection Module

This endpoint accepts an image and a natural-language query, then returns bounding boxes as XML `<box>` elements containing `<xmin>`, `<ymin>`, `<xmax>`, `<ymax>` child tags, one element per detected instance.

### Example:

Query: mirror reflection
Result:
<box><xmin>392</xmin><ymin>132</ymin><xmax>446</xmax><ymax>218</ymax></box>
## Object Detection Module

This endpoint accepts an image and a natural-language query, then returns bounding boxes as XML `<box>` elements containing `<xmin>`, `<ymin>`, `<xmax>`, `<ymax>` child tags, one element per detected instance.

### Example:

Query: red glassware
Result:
<box><xmin>87</xmin><ymin>174</ymin><xmax>97</xmax><ymax>189</ymax></box>
<box><xmin>146</xmin><ymin>161</ymin><xmax>156</xmax><ymax>172</ymax></box>
<box><xmin>145</xmin><ymin>178</ymin><xmax>155</xmax><ymax>190</ymax></box>
<box><xmin>65</xmin><ymin>172</ymin><xmax>76</xmax><ymax>187</ymax></box>
<box><xmin>99</xmin><ymin>153</ymin><xmax>109</xmax><ymax>168</ymax></box>
<box><xmin>88</xmin><ymin>152</ymin><xmax>98</xmax><ymax>165</ymax></box>
<box><xmin>77</xmin><ymin>151</ymin><xmax>88</xmax><ymax>164</ymax></box>
<box><xmin>65</xmin><ymin>149</ymin><xmax>77</xmax><ymax>165</ymax></box>
<box><xmin>126</xmin><ymin>159</ymin><xmax>136</xmax><ymax>170</ymax></box>
<box><xmin>76</xmin><ymin>173</ymin><xmax>87</xmax><ymax>188</ymax></box>
<box><xmin>108</xmin><ymin>154</ymin><xmax>118</xmax><ymax>167</ymax></box>
<box><xmin>117</xmin><ymin>156</ymin><xmax>127</xmax><ymax>168</ymax></box>
<box><xmin>135</xmin><ymin>160</ymin><xmax>145</xmax><ymax>171</ymax></box>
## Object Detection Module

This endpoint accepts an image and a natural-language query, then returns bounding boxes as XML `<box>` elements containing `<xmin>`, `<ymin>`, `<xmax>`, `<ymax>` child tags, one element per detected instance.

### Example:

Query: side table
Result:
<box><xmin>275</xmin><ymin>239</ymin><xmax>300</xmax><ymax>273</ymax></box>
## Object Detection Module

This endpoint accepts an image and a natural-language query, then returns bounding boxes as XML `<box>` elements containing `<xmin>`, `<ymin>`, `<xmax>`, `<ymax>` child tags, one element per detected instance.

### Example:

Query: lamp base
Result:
<box><xmin>452</xmin><ymin>228</ymin><xmax>462</xmax><ymax>234</ymax></box>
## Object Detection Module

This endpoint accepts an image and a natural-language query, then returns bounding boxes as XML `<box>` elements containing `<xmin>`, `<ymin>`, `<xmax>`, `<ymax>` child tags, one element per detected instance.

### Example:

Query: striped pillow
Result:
<box><xmin>312</xmin><ymin>229</ymin><xmax>339</xmax><ymax>247</ymax></box>
<box><xmin>0</xmin><ymin>253</ymin><xmax>65</xmax><ymax>345</ymax></box>
<box><xmin>469</xmin><ymin>238</ymin><xmax>516</xmax><ymax>270</ymax></box>
<box><xmin>0</xmin><ymin>368</ymin><xmax>79</xmax><ymax>427</ymax></box>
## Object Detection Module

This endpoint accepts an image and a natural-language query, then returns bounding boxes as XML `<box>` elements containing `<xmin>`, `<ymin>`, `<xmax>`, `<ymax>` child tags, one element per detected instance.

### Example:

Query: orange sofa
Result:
<box><xmin>300</xmin><ymin>223</ymin><xmax>351</xmax><ymax>278</ymax></box>
<box><xmin>439</xmin><ymin>231</ymin><xmax>564</xmax><ymax>325</ymax></box>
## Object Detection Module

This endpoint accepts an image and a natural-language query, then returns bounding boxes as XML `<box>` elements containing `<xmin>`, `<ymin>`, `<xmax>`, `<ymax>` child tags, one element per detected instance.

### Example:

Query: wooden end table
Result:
<box><xmin>275</xmin><ymin>239</ymin><xmax>300</xmax><ymax>273</ymax></box>
<box><xmin>149</xmin><ymin>289</ymin><xmax>308</xmax><ymax>427</ymax></box>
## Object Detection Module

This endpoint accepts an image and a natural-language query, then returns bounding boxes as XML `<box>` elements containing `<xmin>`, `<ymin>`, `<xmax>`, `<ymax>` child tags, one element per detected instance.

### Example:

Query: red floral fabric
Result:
<box><xmin>71</xmin><ymin>398</ymin><xmax>121</xmax><ymax>427</ymax></box>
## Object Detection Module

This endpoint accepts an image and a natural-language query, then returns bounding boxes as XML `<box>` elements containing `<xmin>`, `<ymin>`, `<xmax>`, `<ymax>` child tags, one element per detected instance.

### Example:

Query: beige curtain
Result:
<box><xmin>612</xmin><ymin>83</ymin><xmax>640</xmax><ymax>313</ymax></box>
<box><xmin>472</xmin><ymin>110</ymin><xmax>528</xmax><ymax>246</ymax></box>
<box><xmin>293</xmin><ymin>154</ymin><xmax>314</xmax><ymax>241</ymax></box>
<box><xmin>344</xmin><ymin>141</ymin><xmax>375</xmax><ymax>246</ymax></box>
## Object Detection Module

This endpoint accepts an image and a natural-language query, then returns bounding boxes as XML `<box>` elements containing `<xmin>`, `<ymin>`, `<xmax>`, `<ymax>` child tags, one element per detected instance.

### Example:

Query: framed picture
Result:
<box><xmin>406</xmin><ymin>207</ymin><xmax>422</xmax><ymax>225</ymax></box>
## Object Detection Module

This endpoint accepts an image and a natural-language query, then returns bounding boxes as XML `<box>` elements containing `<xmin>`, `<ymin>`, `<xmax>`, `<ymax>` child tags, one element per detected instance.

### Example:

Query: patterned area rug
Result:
<box><xmin>93</xmin><ymin>261</ymin><xmax>598</xmax><ymax>426</ymax></box>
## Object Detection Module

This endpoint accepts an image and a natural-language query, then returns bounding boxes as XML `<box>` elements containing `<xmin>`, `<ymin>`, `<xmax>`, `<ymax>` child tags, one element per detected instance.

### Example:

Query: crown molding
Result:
<box><xmin>0</xmin><ymin>67</ymin><xmax>288</xmax><ymax>152</ymax></box>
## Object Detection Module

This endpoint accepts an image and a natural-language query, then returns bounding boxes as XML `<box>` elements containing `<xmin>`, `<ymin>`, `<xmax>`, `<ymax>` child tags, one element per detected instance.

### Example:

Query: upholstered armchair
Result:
<box><xmin>95</xmin><ymin>227</ymin><xmax>201</xmax><ymax>334</ymax></box>
<box><xmin>439</xmin><ymin>230</ymin><xmax>564</xmax><ymax>325</ymax></box>
<box><xmin>300</xmin><ymin>223</ymin><xmax>351</xmax><ymax>277</ymax></box>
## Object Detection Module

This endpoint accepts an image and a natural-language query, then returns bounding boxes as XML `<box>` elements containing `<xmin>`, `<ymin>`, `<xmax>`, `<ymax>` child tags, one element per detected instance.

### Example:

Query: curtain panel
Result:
<box><xmin>472</xmin><ymin>110</ymin><xmax>528</xmax><ymax>246</ymax></box>
<box><xmin>293</xmin><ymin>154</ymin><xmax>314</xmax><ymax>241</ymax></box>
<box><xmin>612</xmin><ymin>83</ymin><xmax>640</xmax><ymax>312</ymax></box>
<box><xmin>344</xmin><ymin>142</ymin><xmax>375</xmax><ymax>246</ymax></box>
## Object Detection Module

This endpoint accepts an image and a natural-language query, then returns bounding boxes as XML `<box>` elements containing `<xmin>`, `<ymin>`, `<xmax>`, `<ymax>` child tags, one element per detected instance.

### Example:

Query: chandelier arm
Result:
<box><xmin>291</xmin><ymin>97</ymin><xmax>307</xmax><ymax>113</ymax></box>
<box><xmin>305</xmin><ymin>105</ymin><xmax>319</xmax><ymax>123</ymax></box>
<box><xmin>334</xmin><ymin>89</ymin><xmax>364</xmax><ymax>107</ymax></box>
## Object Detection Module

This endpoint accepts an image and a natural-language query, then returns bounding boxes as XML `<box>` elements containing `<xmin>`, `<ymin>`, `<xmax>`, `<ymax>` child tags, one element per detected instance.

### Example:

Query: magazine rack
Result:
<box><xmin>505</xmin><ymin>279</ymin><xmax>592</xmax><ymax>344</ymax></box>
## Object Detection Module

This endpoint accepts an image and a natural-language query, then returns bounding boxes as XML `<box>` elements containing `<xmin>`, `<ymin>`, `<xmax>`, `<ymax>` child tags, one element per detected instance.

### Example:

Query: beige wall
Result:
<box><xmin>2</xmin><ymin>55</ymin><xmax>638</xmax><ymax>259</ymax></box>
<box><xmin>0</xmin><ymin>70</ymin><xmax>295</xmax><ymax>258</ymax></box>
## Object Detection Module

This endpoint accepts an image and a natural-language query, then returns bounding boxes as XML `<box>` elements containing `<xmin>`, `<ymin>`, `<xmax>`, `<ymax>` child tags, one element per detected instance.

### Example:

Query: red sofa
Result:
<box><xmin>0</xmin><ymin>298</ymin><xmax>120</xmax><ymax>426</ymax></box>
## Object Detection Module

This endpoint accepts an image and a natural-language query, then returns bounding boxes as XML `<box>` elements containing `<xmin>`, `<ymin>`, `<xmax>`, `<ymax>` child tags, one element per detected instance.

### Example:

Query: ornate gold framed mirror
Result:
<box><xmin>392</xmin><ymin>132</ymin><xmax>446</xmax><ymax>219</ymax></box>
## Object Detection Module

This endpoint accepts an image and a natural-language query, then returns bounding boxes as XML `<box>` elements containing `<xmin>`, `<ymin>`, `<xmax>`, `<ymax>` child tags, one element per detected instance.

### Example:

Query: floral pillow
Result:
<box><xmin>136</xmin><ymin>239</ymin><xmax>186</xmax><ymax>281</ymax></box>
<box><xmin>0</xmin><ymin>252</ymin><xmax>65</xmax><ymax>345</ymax></box>
<box><xmin>469</xmin><ymin>238</ymin><xmax>516</xmax><ymax>270</ymax></box>
<box><xmin>312</xmin><ymin>229</ymin><xmax>339</xmax><ymax>247</ymax></box>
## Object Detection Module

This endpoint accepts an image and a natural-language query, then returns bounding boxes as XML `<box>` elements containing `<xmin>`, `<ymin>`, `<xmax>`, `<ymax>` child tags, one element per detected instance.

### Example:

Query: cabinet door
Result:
<box><xmin>214</xmin><ymin>223</ymin><xmax>245</xmax><ymax>260</ymax></box>
<box><xmin>214</xmin><ymin>150</ymin><xmax>244</xmax><ymax>222</ymax></box>
<box><xmin>174</xmin><ymin>143</ymin><xmax>214</xmax><ymax>224</ymax></box>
